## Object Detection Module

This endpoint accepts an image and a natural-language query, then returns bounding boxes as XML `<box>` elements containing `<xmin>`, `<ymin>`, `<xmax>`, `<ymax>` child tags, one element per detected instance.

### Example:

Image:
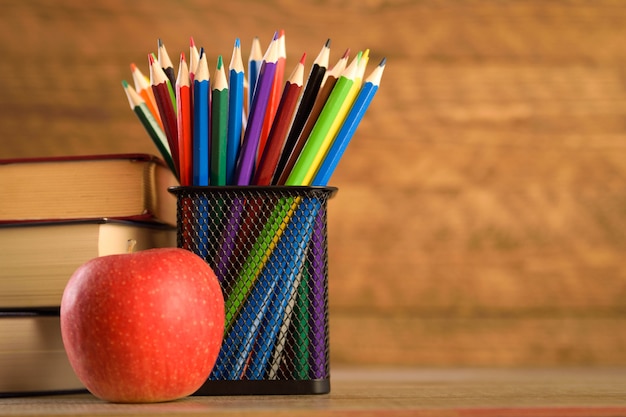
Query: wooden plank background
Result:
<box><xmin>2</xmin><ymin>0</ymin><xmax>626</xmax><ymax>367</ymax></box>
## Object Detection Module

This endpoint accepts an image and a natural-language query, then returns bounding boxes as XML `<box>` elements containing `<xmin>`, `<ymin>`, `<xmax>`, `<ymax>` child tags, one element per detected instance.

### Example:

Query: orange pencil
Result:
<box><xmin>253</xmin><ymin>53</ymin><xmax>306</xmax><ymax>185</ymax></box>
<box><xmin>130</xmin><ymin>63</ymin><xmax>163</xmax><ymax>130</ymax></box>
<box><xmin>256</xmin><ymin>30</ymin><xmax>286</xmax><ymax>167</ymax></box>
<box><xmin>176</xmin><ymin>52</ymin><xmax>192</xmax><ymax>186</ymax></box>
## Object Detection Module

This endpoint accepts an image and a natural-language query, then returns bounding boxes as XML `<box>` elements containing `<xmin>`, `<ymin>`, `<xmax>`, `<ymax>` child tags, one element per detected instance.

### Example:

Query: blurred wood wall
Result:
<box><xmin>2</xmin><ymin>0</ymin><xmax>626</xmax><ymax>367</ymax></box>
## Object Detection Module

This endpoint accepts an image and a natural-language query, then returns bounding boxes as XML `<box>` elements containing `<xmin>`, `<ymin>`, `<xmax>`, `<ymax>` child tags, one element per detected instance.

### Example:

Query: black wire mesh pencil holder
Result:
<box><xmin>169</xmin><ymin>186</ymin><xmax>337</xmax><ymax>395</ymax></box>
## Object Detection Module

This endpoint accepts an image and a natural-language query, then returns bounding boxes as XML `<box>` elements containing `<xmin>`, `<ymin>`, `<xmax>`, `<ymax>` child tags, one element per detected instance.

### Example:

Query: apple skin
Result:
<box><xmin>60</xmin><ymin>247</ymin><xmax>224</xmax><ymax>403</ymax></box>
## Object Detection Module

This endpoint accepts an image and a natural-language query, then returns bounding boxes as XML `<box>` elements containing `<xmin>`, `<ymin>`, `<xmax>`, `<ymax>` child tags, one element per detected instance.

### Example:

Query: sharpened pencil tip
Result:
<box><xmin>341</xmin><ymin>48</ymin><xmax>350</xmax><ymax>59</ymax></box>
<box><xmin>148</xmin><ymin>53</ymin><xmax>155</xmax><ymax>64</ymax></box>
<box><xmin>180</xmin><ymin>52</ymin><xmax>186</xmax><ymax>62</ymax></box>
<box><xmin>190</xmin><ymin>36</ymin><xmax>195</xmax><ymax>47</ymax></box>
<box><xmin>235</xmin><ymin>38</ymin><xmax>240</xmax><ymax>48</ymax></box>
<box><xmin>130</xmin><ymin>62</ymin><xmax>137</xmax><ymax>71</ymax></box>
<box><xmin>158</xmin><ymin>38</ymin><xmax>163</xmax><ymax>48</ymax></box>
<box><xmin>121</xmin><ymin>79</ymin><xmax>129</xmax><ymax>88</ymax></box>
<box><xmin>299</xmin><ymin>52</ymin><xmax>306</xmax><ymax>65</ymax></box>
<box><xmin>199</xmin><ymin>47</ymin><xmax>204</xmax><ymax>59</ymax></box>
<box><xmin>217</xmin><ymin>55</ymin><xmax>223</xmax><ymax>69</ymax></box>
<box><xmin>325</xmin><ymin>38</ymin><xmax>331</xmax><ymax>48</ymax></box>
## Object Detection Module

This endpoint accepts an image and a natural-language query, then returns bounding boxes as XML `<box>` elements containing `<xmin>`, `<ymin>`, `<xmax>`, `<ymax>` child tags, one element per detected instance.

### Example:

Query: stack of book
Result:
<box><xmin>0</xmin><ymin>153</ymin><xmax>179</xmax><ymax>396</ymax></box>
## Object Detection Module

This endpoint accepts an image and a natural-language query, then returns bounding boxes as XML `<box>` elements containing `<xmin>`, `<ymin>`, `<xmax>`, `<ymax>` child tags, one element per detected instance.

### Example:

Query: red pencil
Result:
<box><xmin>253</xmin><ymin>53</ymin><xmax>306</xmax><ymax>185</ymax></box>
<box><xmin>256</xmin><ymin>29</ymin><xmax>286</xmax><ymax>167</ymax></box>
<box><xmin>176</xmin><ymin>52</ymin><xmax>192</xmax><ymax>186</ymax></box>
<box><xmin>149</xmin><ymin>53</ymin><xmax>179</xmax><ymax>176</ymax></box>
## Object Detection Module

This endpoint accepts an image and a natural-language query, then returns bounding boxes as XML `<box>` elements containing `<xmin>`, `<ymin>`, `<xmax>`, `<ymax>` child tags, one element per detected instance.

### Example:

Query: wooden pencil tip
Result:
<box><xmin>235</xmin><ymin>38</ymin><xmax>240</xmax><ymax>48</ymax></box>
<box><xmin>158</xmin><ymin>38</ymin><xmax>163</xmax><ymax>47</ymax></box>
<box><xmin>325</xmin><ymin>38</ymin><xmax>331</xmax><ymax>47</ymax></box>
<box><xmin>299</xmin><ymin>52</ymin><xmax>306</xmax><ymax>65</ymax></box>
<box><xmin>199</xmin><ymin>47</ymin><xmax>204</xmax><ymax>59</ymax></box>
<box><xmin>190</xmin><ymin>36</ymin><xmax>196</xmax><ymax>47</ymax></box>
<box><xmin>130</xmin><ymin>62</ymin><xmax>137</xmax><ymax>71</ymax></box>
<box><xmin>272</xmin><ymin>30</ymin><xmax>279</xmax><ymax>40</ymax></box>
<box><xmin>342</xmin><ymin>48</ymin><xmax>350</xmax><ymax>59</ymax></box>
<box><xmin>121</xmin><ymin>79</ymin><xmax>129</xmax><ymax>88</ymax></box>
<box><xmin>379</xmin><ymin>57</ymin><xmax>387</xmax><ymax>66</ymax></box>
<box><xmin>217</xmin><ymin>55</ymin><xmax>223</xmax><ymax>69</ymax></box>
<box><xmin>180</xmin><ymin>52</ymin><xmax>186</xmax><ymax>62</ymax></box>
<box><xmin>148</xmin><ymin>53</ymin><xmax>155</xmax><ymax>64</ymax></box>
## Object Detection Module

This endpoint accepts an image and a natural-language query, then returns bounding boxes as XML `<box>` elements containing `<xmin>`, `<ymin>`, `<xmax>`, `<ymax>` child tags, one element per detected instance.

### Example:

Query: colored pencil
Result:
<box><xmin>121</xmin><ymin>80</ymin><xmax>176</xmax><ymax>176</ymax></box>
<box><xmin>272</xmin><ymin>39</ymin><xmax>330</xmax><ymax>184</ymax></box>
<box><xmin>256</xmin><ymin>29</ymin><xmax>286</xmax><ymax>167</ymax></box>
<box><xmin>157</xmin><ymin>38</ymin><xmax>177</xmax><ymax>110</ymax></box>
<box><xmin>285</xmin><ymin>54</ymin><xmax>359</xmax><ymax>186</ymax></box>
<box><xmin>247</xmin><ymin>36</ymin><xmax>263</xmax><ymax>109</ymax></box>
<box><xmin>233</xmin><ymin>35</ymin><xmax>279</xmax><ymax>185</ymax></box>
<box><xmin>149</xmin><ymin>53</ymin><xmax>180</xmax><ymax>177</ymax></box>
<box><xmin>308</xmin><ymin>209</ymin><xmax>329</xmax><ymax>379</ymax></box>
<box><xmin>274</xmin><ymin>48</ymin><xmax>349</xmax><ymax>185</ymax></box>
<box><xmin>227</xmin><ymin>38</ymin><xmax>245</xmax><ymax>185</ymax></box>
<box><xmin>192</xmin><ymin>49</ymin><xmax>210</xmax><ymax>186</ymax></box>
<box><xmin>189</xmin><ymin>36</ymin><xmax>200</xmax><ymax>83</ymax></box>
<box><xmin>130</xmin><ymin>62</ymin><xmax>163</xmax><ymax>130</ymax></box>
<box><xmin>253</xmin><ymin>53</ymin><xmax>306</xmax><ymax>185</ymax></box>
<box><xmin>211</xmin><ymin>55</ymin><xmax>229</xmax><ymax>186</ymax></box>
<box><xmin>176</xmin><ymin>52</ymin><xmax>193</xmax><ymax>186</ymax></box>
<box><xmin>313</xmin><ymin>57</ymin><xmax>386</xmax><ymax>186</ymax></box>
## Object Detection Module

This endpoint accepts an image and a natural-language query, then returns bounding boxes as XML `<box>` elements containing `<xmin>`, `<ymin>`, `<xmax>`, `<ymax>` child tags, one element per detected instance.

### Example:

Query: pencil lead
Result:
<box><xmin>158</xmin><ymin>38</ymin><xmax>163</xmax><ymax>48</ymax></box>
<box><xmin>130</xmin><ymin>63</ymin><xmax>137</xmax><ymax>72</ymax></box>
<box><xmin>299</xmin><ymin>52</ymin><xmax>306</xmax><ymax>65</ymax></box>
<box><xmin>148</xmin><ymin>53</ymin><xmax>155</xmax><ymax>65</ymax></box>
<box><xmin>325</xmin><ymin>38</ymin><xmax>331</xmax><ymax>48</ymax></box>
<box><xmin>190</xmin><ymin>36</ymin><xmax>196</xmax><ymax>47</ymax></box>
<box><xmin>121</xmin><ymin>79</ymin><xmax>129</xmax><ymax>88</ymax></box>
<box><xmin>235</xmin><ymin>38</ymin><xmax>240</xmax><ymax>48</ymax></box>
<box><xmin>379</xmin><ymin>57</ymin><xmax>387</xmax><ymax>66</ymax></box>
<box><xmin>217</xmin><ymin>55</ymin><xmax>223</xmax><ymax>70</ymax></box>
<box><xmin>341</xmin><ymin>48</ymin><xmax>350</xmax><ymax>59</ymax></box>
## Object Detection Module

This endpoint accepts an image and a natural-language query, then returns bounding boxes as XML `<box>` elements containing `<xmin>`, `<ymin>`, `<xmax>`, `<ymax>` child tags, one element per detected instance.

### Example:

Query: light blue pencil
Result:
<box><xmin>311</xmin><ymin>57</ymin><xmax>386</xmax><ymax>186</ymax></box>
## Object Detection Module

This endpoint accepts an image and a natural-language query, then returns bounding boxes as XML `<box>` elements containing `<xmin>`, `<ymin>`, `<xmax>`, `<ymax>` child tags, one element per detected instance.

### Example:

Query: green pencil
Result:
<box><xmin>211</xmin><ymin>55</ymin><xmax>229</xmax><ymax>186</ymax></box>
<box><xmin>121</xmin><ymin>80</ymin><xmax>177</xmax><ymax>177</ymax></box>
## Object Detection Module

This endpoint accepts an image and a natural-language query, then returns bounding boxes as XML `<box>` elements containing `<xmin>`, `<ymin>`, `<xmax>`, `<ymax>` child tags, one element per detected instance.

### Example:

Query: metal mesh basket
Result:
<box><xmin>169</xmin><ymin>186</ymin><xmax>337</xmax><ymax>395</ymax></box>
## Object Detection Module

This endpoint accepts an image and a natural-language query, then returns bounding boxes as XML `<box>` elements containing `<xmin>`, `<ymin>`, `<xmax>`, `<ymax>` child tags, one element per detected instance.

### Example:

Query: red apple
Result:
<box><xmin>60</xmin><ymin>247</ymin><xmax>224</xmax><ymax>403</ymax></box>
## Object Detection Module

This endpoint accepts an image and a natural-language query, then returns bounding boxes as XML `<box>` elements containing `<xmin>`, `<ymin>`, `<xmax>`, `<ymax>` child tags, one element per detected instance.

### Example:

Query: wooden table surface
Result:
<box><xmin>2</xmin><ymin>367</ymin><xmax>626</xmax><ymax>417</ymax></box>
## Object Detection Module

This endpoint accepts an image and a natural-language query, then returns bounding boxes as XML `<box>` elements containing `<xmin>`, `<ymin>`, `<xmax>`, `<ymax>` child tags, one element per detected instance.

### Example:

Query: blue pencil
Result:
<box><xmin>311</xmin><ymin>57</ymin><xmax>386</xmax><ymax>186</ymax></box>
<box><xmin>227</xmin><ymin>38</ymin><xmax>245</xmax><ymax>185</ymax></box>
<box><xmin>248</xmin><ymin>36</ymin><xmax>263</xmax><ymax>108</ymax></box>
<box><xmin>193</xmin><ymin>48</ymin><xmax>211</xmax><ymax>186</ymax></box>
<box><xmin>234</xmin><ymin>34</ymin><xmax>279</xmax><ymax>185</ymax></box>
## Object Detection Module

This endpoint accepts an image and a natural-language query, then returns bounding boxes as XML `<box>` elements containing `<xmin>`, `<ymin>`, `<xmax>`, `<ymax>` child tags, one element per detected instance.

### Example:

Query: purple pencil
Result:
<box><xmin>309</xmin><ymin>207</ymin><xmax>329</xmax><ymax>379</ymax></box>
<box><xmin>234</xmin><ymin>35</ymin><xmax>279</xmax><ymax>185</ymax></box>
